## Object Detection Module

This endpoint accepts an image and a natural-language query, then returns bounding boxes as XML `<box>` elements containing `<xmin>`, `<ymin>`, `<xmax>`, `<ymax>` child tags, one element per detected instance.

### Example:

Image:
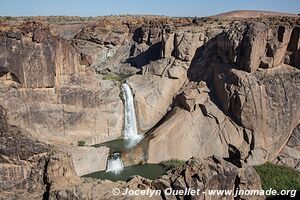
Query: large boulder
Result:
<box><xmin>212</xmin><ymin>65</ymin><xmax>300</xmax><ymax>165</ymax></box>
<box><xmin>174</xmin><ymin>31</ymin><xmax>204</xmax><ymax>62</ymax></box>
<box><xmin>147</xmin><ymin>83</ymin><xmax>249</xmax><ymax>163</ymax></box>
<box><xmin>56</xmin><ymin>145</ymin><xmax>109</xmax><ymax>176</ymax></box>
<box><xmin>234</xmin><ymin>23</ymin><xmax>293</xmax><ymax>71</ymax></box>
<box><xmin>73</xmin><ymin>21</ymin><xmax>138</xmax><ymax>75</ymax></box>
<box><xmin>274</xmin><ymin>124</ymin><xmax>300</xmax><ymax>170</ymax></box>
<box><xmin>285</xmin><ymin>26</ymin><xmax>300</xmax><ymax>69</ymax></box>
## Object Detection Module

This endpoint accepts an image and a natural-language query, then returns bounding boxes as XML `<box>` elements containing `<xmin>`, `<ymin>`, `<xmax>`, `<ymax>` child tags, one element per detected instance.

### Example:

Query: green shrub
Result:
<box><xmin>254</xmin><ymin>163</ymin><xmax>300</xmax><ymax>196</ymax></box>
<box><xmin>102</xmin><ymin>73</ymin><xmax>125</xmax><ymax>82</ymax></box>
<box><xmin>77</xmin><ymin>140</ymin><xmax>86</xmax><ymax>146</ymax></box>
<box><xmin>160</xmin><ymin>159</ymin><xmax>185</xmax><ymax>171</ymax></box>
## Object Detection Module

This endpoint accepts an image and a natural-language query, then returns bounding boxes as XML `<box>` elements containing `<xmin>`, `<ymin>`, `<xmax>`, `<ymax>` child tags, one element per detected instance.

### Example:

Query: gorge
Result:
<box><xmin>0</xmin><ymin>13</ymin><xmax>300</xmax><ymax>199</ymax></box>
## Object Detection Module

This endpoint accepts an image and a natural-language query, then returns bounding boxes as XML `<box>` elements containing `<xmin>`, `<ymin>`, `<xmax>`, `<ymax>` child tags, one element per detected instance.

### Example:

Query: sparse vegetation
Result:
<box><xmin>77</xmin><ymin>140</ymin><xmax>86</xmax><ymax>146</ymax></box>
<box><xmin>254</xmin><ymin>163</ymin><xmax>300</xmax><ymax>196</ymax></box>
<box><xmin>102</xmin><ymin>73</ymin><xmax>128</xmax><ymax>83</ymax></box>
<box><xmin>160</xmin><ymin>159</ymin><xmax>185</xmax><ymax>171</ymax></box>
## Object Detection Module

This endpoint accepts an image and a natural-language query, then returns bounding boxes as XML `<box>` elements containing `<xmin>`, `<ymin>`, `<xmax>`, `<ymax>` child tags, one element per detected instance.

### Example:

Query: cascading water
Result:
<box><xmin>106</xmin><ymin>153</ymin><xmax>124</xmax><ymax>173</ymax></box>
<box><xmin>121</xmin><ymin>83</ymin><xmax>142</xmax><ymax>141</ymax></box>
<box><xmin>105</xmin><ymin>83</ymin><xmax>142</xmax><ymax>174</ymax></box>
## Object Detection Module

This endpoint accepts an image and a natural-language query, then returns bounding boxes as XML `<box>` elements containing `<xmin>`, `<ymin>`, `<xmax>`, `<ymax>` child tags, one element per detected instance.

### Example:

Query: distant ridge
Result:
<box><xmin>213</xmin><ymin>10</ymin><xmax>299</xmax><ymax>18</ymax></box>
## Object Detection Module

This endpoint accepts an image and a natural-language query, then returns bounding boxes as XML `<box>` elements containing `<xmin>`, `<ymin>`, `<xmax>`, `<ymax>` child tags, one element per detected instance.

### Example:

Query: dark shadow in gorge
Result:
<box><xmin>187</xmin><ymin>33</ymin><xmax>244</xmax><ymax>127</ymax></box>
<box><xmin>126</xmin><ymin>42</ymin><xmax>161</xmax><ymax>68</ymax></box>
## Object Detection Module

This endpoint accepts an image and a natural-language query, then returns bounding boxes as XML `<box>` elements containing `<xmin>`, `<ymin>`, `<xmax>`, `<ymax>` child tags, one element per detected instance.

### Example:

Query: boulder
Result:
<box><xmin>161</xmin><ymin>30</ymin><xmax>174</xmax><ymax>58</ymax></box>
<box><xmin>285</xmin><ymin>26</ymin><xmax>300</xmax><ymax>68</ymax></box>
<box><xmin>236</xmin><ymin>23</ymin><xmax>269</xmax><ymax>72</ymax></box>
<box><xmin>174</xmin><ymin>32</ymin><xmax>203</xmax><ymax>62</ymax></box>
<box><xmin>274</xmin><ymin>124</ymin><xmax>300</xmax><ymax>170</ymax></box>
<box><xmin>74</xmin><ymin>22</ymin><xmax>128</xmax><ymax>46</ymax></box>
<box><xmin>265</xmin><ymin>26</ymin><xmax>293</xmax><ymax>67</ymax></box>
<box><xmin>212</xmin><ymin>65</ymin><xmax>300</xmax><ymax>164</ymax></box>
<box><xmin>57</xmin><ymin>145</ymin><xmax>109</xmax><ymax>176</ymax></box>
<box><xmin>147</xmin><ymin>83</ymin><xmax>249</xmax><ymax>163</ymax></box>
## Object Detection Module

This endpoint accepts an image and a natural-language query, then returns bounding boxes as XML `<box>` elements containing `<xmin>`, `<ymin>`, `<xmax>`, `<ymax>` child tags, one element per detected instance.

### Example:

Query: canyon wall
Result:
<box><xmin>0</xmin><ymin>15</ymin><xmax>299</xmax><ymax>199</ymax></box>
<box><xmin>146</xmin><ymin>21</ymin><xmax>300</xmax><ymax>167</ymax></box>
<box><xmin>1</xmin><ymin>18</ymin><xmax>299</xmax><ymax>168</ymax></box>
<box><xmin>0</xmin><ymin>22</ymin><xmax>124</xmax><ymax>145</ymax></box>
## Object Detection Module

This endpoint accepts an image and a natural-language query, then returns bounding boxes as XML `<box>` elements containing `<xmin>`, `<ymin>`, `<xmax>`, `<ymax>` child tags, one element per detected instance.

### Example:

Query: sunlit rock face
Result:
<box><xmin>0</xmin><ymin>22</ymin><xmax>124</xmax><ymax>145</ymax></box>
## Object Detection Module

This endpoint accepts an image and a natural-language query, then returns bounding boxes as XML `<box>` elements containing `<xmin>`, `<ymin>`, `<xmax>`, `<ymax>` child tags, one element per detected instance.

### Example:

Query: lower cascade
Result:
<box><xmin>106</xmin><ymin>153</ymin><xmax>124</xmax><ymax>174</ymax></box>
<box><xmin>121</xmin><ymin>83</ymin><xmax>142</xmax><ymax>141</ymax></box>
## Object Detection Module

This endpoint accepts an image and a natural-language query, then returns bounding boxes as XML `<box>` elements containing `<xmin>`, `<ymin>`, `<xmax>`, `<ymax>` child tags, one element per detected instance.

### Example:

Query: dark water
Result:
<box><xmin>82</xmin><ymin>164</ymin><xmax>167</xmax><ymax>182</ymax></box>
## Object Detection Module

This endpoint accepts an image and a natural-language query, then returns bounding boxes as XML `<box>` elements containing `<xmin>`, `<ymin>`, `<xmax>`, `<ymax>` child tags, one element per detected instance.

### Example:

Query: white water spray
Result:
<box><xmin>106</xmin><ymin>153</ymin><xmax>124</xmax><ymax>173</ymax></box>
<box><xmin>121</xmin><ymin>83</ymin><xmax>142</xmax><ymax>141</ymax></box>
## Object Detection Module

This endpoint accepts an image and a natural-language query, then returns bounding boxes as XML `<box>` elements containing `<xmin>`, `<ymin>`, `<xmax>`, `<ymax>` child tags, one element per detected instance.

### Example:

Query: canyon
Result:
<box><xmin>0</xmin><ymin>13</ymin><xmax>300</xmax><ymax>199</ymax></box>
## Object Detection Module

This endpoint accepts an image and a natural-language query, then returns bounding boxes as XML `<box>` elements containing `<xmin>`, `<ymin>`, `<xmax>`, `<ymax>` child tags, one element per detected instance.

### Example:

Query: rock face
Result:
<box><xmin>0</xmin><ymin>17</ymin><xmax>225</xmax><ymax>145</ymax></box>
<box><xmin>127</xmin><ymin>58</ymin><xmax>187</xmax><ymax>131</ymax></box>
<box><xmin>274</xmin><ymin>124</ymin><xmax>300</xmax><ymax>170</ymax></box>
<box><xmin>147</xmin><ymin>83</ymin><xmax>248</xmax><ymax>163</ymax></box>
<box><xmin>214</xmin><ymin>66</ymin><xmax>300</xmax><ymax>165</ymax></box>
<box><xmin>55</xmin><ymin>145</ymin><xmax>109</xmax><ymax>176</ymax></box>
<box><xmin>73</xmin><ymin>20</ymin><xmax>139</xmax><ymax>75</ymax></box>
<box><xmin>0</xmin><ymin>105</ymin><xmax>76</xmax><ymax>199</ymax></box>
<box><xmin>184</xmin><ymin>21</ymin><xmax>300</xmax><ymax>166</ymax></box>
<box><xmin>174</xmin><ymin>32</ymin><xmax>204</xmax><ymax>62</ymax></box>
<box><xmin>287</xmin><ymin>27</ymin><xmax>300</xmax><ymax>68</ymax></box>
<box><xmin>0</xmin><ymin>116</ymin><xmax>49</xmax><ymax>199</ymax></box>
<box><xmin>0</xmin><ymin>22</ymin><xmax>123</xmax><ymax>145</ymax></box>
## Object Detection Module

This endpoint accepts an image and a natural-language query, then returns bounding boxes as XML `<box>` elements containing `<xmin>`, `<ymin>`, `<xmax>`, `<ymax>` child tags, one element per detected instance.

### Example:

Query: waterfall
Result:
<box><xmin>105</xmin><ymin>84</ymin><xmax>141</xmax><ymax>174</ymax></box>
<box><xmin>121</xmin><ymin>83</ymin><xmax>142</xmax><ymax>141</ymax></box>
<box><xmin>106</xmin><ymin>153</ymin><xmax>124</xmax><ymax>173</ymax></box>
